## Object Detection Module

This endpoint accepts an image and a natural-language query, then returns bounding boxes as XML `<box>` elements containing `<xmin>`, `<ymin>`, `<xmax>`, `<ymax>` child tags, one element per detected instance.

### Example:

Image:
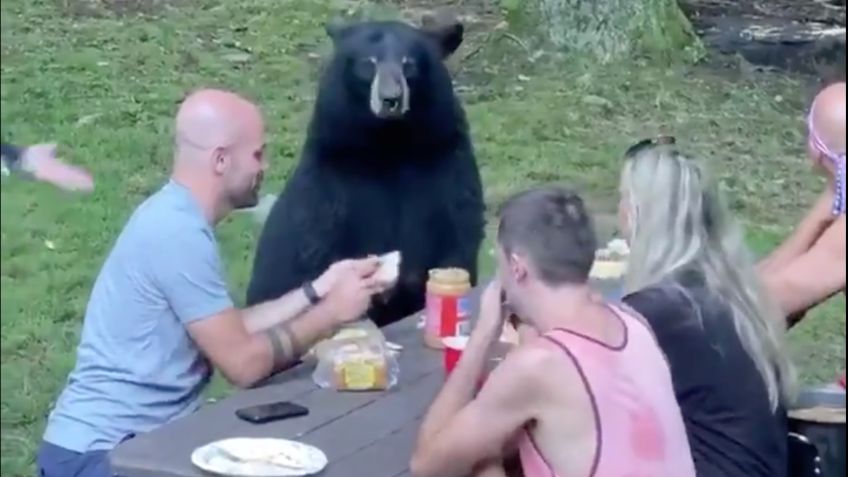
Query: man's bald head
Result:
<box><xmin>171</xmin><ymin>88</ymin><xmax>268</xmax><ymax>220</ymax></box>
<box><xmin>175</xmin><ymin>89</ymin><xmax>264</xmax><ymax>159</ymax></box>
<box><xmin>809</xmin><ymin>82</ymin><xmax>846</xmax><ymax>156</ymax></box>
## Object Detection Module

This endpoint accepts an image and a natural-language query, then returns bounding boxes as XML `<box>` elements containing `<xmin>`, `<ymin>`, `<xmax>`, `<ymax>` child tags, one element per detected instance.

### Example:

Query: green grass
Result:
<box><xmin>1</xmin><ymin>1</ymin><xmax>844</xmax><ymax>475</ymax></box>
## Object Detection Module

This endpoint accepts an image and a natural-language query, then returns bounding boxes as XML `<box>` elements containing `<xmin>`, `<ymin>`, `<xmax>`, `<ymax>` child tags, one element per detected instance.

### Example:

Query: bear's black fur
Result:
<box><xmin>245</xmin><ymin>19</ymin><xmax>485</xmax><ymax>327</ymax></box>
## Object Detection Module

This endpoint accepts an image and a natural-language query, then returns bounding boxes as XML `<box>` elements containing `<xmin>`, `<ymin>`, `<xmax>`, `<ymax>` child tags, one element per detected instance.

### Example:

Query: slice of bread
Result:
<box><xmin>375</xmin><ymin>251</ymin><xmax>401</xmax><ymax>284</ymax></box>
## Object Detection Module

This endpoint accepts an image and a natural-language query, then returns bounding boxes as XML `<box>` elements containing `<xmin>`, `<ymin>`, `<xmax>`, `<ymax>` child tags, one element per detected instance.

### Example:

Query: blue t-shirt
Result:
<box><xmin>42</xmin><ymin>180</ymin><xmax>234</xmax><ymax>452</ymax></box>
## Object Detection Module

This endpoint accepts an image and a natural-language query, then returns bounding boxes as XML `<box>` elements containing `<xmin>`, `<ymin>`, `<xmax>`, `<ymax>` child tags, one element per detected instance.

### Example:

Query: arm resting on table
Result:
<box><xmin>411</xmin><ymin>342</ymin><xmax>548</xmax><ymax>477</ymax></box>
<box><xmin>239</xmin><ymin>285</ymin><xmax>315</xmax><ymax>334</ymax></box>
<box><xmin>187</xmin><ymin>301</ymin><xmax>341</xmax><ymax>388</ymax></box>
<box><xmin>153</xmin><ymin>225</ymin><xmax>339</xmax><ymax>388</ymax></box>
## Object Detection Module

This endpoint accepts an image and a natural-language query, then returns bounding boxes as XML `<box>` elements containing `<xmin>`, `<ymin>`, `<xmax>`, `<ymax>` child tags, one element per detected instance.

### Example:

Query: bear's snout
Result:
<box><xmin>370</xmin><ymin>62</ymin><xmax>410</xmax><ymax>119</ymax></box>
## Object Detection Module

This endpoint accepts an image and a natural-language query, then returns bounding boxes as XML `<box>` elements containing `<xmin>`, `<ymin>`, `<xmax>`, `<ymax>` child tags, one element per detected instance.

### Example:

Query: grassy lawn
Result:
<box><xmin>1</xmin><ymin>0</ymin><xmax>844</xmax><ymax>475</ymax></box>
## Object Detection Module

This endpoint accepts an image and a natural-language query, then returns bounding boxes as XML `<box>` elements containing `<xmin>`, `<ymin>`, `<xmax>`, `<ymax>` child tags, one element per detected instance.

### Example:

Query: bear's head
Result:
<box><xmin>321</xmin><ymin>17</ymin><xmax>464</xmax><ymax>121</ymax></box>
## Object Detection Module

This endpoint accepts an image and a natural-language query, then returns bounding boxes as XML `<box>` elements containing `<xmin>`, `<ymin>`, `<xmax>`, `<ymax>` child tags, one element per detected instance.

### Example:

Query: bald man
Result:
<box><xmin>760</xmin><ymin>82</ymin><xmax>846</xmax><ymax>326</ymax></box>
<box><xmin>36</xmin><ymin>89</ymin><xmax>389</xmax><ymax>477</ymax></box>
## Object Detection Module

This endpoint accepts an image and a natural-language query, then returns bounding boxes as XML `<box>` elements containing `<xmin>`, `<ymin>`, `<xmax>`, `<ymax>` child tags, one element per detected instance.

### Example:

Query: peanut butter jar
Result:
<box><xmin>424</xmin><ymin>268</ymin><xmax>472</xmax><ymax>349</ymax></box>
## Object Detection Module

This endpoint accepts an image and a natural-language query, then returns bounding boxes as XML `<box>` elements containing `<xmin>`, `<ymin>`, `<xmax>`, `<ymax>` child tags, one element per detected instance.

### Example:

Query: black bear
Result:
<box><xmin>245</xmin><ymin>17</ymin><xmax>486</xmax><ymax>327</ymax></box>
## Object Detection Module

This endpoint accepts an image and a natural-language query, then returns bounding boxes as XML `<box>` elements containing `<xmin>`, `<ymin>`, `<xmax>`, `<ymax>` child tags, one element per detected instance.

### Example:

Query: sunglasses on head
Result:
<box><xmin>624</xmin><ymin>135</ymin><xmax>677</xmax><ymax>159</ymax></box>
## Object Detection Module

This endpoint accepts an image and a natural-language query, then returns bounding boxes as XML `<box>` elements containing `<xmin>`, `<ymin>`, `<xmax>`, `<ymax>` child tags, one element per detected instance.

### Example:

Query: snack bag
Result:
<box><xmin>312</xmin><ymin>320</ymin><xmax>400</xmax><ymax>392</ymax></box>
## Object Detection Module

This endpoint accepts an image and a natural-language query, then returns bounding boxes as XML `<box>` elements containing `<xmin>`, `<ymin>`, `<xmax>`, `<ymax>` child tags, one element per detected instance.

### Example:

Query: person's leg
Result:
<box><xmin>36</xmin><ymin>440</ymin><xmax>113</xmax><ymax>477</ymax></box>
<box><xmin>36</xmin><ymin>440</ymin><xmax>83</xmax><ymax>477</ymax></box>
<box><xmin>77</xmin><ymin>450</ymin><xmax>112</xmax><ymax>477</ymax></box>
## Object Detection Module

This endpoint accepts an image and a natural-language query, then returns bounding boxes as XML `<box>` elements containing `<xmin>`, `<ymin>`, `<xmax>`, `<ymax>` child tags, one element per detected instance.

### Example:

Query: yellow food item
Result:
<box><xmin>332</xmin><ymin>329</ymin><xmax>369</xmax><ymax>340</ymax></box>
<box><xmin>332</xmin><ymin>349</ymin><xmax>389</xmax><ymax>391</ymax></box>
<box><xmin>590</xmin><ymin>260</ymin><xmax>626</xmax><ymax>279</ymax></box>
<box><xmin>789</xmin><ymin>406</ymin><xmax>846</xmax><ymax>424</ymax></box>
<box><xmin>307</xmin><ymin>327</ymin><xmax>372</xmax><ymax>357</ymax></box>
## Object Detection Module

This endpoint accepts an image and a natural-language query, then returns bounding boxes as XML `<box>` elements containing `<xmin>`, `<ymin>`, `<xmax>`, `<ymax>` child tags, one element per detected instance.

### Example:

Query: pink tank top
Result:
<box><xmin>518</xmin><ymin>303</ymin><xmax>697</xmax><ymax>477</ymax></box>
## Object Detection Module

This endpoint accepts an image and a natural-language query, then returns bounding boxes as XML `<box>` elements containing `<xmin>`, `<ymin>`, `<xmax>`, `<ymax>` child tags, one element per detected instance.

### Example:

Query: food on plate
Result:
<box><xmin>210</xmin><ymin>438</ymin><xmax>317</xmax><ymax>470</ymax></box>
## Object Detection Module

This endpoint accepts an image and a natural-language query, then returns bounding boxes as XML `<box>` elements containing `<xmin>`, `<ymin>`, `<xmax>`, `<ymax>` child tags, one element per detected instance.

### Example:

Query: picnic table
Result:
<box><xmin>110</xmin><ymin>278</ymin><xmax>623</xmax><ymax>477</ymax></box>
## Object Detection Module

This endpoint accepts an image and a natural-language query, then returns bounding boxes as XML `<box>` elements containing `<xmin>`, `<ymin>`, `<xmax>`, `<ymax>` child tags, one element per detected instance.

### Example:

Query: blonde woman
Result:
<box><xmin>617</xmin><ymin>137</ymin><xmax>796</xmax><ymax>477</ymax></box>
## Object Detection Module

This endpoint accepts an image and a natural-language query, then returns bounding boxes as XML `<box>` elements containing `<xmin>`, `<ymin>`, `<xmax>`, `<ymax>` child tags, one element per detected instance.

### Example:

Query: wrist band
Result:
<box><xmin>302</xmin><ymin>280</ymin><xmax>321</xmax><ymax>305</ymax></box>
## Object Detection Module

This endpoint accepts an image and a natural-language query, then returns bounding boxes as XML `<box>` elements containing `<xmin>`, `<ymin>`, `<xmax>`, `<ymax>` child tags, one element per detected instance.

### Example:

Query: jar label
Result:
<box><xmin>457</xmin><ymin>295</ymin><xmax>471</xmax><ymax>318</ymax></box>
<box><xmin>425</xmin><ymin>292</ymin><xmax>471</xmax><ymax>338</ymax></box>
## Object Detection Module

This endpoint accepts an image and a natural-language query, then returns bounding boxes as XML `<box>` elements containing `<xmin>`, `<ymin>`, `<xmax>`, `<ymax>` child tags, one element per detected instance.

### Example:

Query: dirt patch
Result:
<box><xmin>681</xmin><ymin>0</ymin><xmax>845</xmax><ymax>27</ymax></box>
<box><xmin>398</xmin><ymin>0</ymin><xmax>846</xmax><ymax>83</ymax></box>
<box><xmin>681</xmin><ymin>0</ymin><xmax>846</xmax><ymax>80</ymax></box>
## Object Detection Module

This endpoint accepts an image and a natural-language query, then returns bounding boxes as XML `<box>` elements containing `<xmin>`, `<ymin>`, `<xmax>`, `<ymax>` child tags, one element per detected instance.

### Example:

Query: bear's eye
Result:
<box><xmin>353</xmin><ymin>57</ymin><xmax>377</xmax><ymax>80</ymax></box>
<box><xmin>402</xmin><ymin>57</ymin><xmax>418</xmax><ymax>78</ymax></box>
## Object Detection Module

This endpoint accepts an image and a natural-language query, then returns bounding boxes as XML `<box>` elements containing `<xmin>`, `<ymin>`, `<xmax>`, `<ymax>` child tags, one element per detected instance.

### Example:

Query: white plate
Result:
<box><xmin>191</xmin><ymin>437</ymin><xmax>328</xmax><ymax>477</ymax></box>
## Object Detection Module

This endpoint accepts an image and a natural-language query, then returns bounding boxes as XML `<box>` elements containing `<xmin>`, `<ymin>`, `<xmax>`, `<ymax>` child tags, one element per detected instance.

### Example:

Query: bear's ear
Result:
<box><xmin>421</xmin><ymin>14</ymin><xmax>464</xmax><ymax>59</ymax></box>
<box><xmin>325</xmin><ymin>18</ymin><xmax>352</xmax><ymax>44</ymax></box>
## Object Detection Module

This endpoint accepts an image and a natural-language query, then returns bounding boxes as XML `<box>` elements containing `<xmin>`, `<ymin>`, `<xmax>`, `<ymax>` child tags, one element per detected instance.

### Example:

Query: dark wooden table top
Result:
<box><xmin>109</xmin><ymin>279</ymin><xmax>623</xmax><ymax>477</ymax></box>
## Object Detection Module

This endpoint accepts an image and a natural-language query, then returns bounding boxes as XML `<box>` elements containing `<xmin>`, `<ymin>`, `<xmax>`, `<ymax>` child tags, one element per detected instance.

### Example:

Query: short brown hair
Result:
<box><xmin>496</xmin><ymin>185</ymin><xmax>597</xmax><ymax>285</ymax></box>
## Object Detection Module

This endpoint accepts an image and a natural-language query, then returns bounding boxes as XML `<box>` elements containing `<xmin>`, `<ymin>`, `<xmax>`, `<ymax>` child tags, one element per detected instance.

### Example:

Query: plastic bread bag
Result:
<box><xmin>311</xmin><ymin>319</ymin><xmax>400</xmax><ymax>392</ymax></box>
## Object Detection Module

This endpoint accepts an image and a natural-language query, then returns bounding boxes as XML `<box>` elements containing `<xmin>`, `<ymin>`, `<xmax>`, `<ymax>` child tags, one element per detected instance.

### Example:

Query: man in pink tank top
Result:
<box><xmin>411</xmin><ymin>186</ymin><xmax>696</xmax><ymax>477</ymax></box>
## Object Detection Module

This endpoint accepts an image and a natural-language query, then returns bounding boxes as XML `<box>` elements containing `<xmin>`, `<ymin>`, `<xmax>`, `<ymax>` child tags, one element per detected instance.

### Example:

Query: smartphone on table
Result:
<box><xmin>235</xmin><ymin>401</ymin><xmax>309</xmax><ymax>424</ymax></box>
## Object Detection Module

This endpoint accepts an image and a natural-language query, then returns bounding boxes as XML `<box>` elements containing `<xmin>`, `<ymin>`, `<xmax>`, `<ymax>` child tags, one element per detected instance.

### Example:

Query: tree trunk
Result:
<box><xmin>680</xmin><ymin>0</ymin><xmax>846</xmax><ymax>80</ymax></box>
<box><xmin>503</xmin><ymin>0</ymin><xmax>703</xmax><ymax>62</ymax></box>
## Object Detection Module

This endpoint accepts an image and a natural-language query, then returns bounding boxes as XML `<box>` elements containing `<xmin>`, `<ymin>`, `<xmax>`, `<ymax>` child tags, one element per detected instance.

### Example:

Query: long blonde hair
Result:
<box><xmin>620</xmin><ymin>144</ymin><xmax>796</xmax><ymax>410</ymax></box>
